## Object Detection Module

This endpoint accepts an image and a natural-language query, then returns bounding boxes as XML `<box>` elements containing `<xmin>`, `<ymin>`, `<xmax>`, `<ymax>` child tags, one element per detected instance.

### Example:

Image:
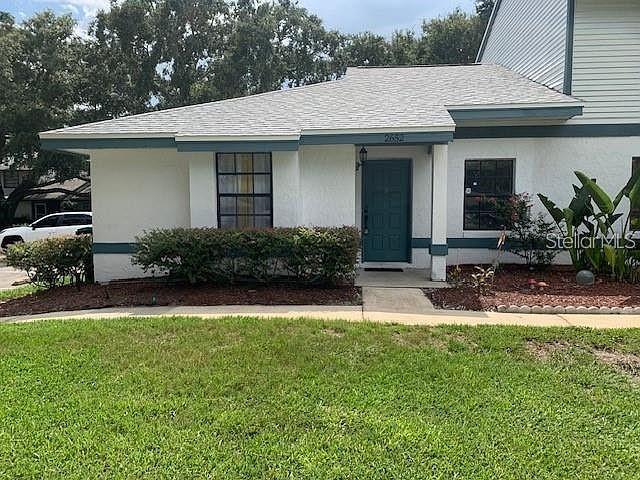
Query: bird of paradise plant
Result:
<box><xmin>538</xmin><ymin>170</ymin><xmax>640</xmax><ymax>282</ymax></box>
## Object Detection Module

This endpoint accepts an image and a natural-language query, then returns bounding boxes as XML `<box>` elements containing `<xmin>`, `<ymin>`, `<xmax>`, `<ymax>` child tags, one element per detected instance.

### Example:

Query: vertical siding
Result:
<box><xmin>480</xmin><ymin>0</ymin><xmax>568</xmax><ymax>92</ymax></box>
<box><xmin>571</xmin><ymin>0</ymin><xmax>640</xmax><ymax>124</ymax></box>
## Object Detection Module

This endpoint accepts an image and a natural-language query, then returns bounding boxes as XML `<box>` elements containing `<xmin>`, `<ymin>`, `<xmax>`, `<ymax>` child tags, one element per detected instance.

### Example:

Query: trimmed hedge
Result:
<box><xmin>6</xmin><ymin>235</ymin><xmax>93</xmax><ymax>289</ymax></box>
<box><xmin>132</xmin><ymin>227</ymin><xmax>360</xmax><ymax>285</ymax></box>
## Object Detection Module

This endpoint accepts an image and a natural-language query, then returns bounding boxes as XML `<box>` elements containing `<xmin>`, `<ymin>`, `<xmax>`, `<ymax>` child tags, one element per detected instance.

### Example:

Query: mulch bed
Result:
<box><xmin>426</xmin><ymin>265</ymin><xmax>640</xmax><ymax>311</ymax></box>
<box><xmin>0</xmin><ymin>281</ymin><xmax>361</xmax><ymax>318</ymax></box>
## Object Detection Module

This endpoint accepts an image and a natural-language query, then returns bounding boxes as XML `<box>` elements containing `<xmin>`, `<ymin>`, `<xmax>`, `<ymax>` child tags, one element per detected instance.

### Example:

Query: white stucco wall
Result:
<box><xmin>446</xmin><ymin>136</ymin><xmax>640</xmax><ymax>265</ymax></box>
<box><xmin>91</xmin><ymin>148</ymin><xmax>202</xmax><ymax>282</ymax></box>
<box><xmin>272</xmin><ymin>150</ymin><xmax>300</xmax><ymax>227</ymax></box>
<box><xmin>189</xmin><ymin>155</ymin><xmax>216</xmax><ymax>228</ymax></box>
<box><xmin>299</xmin><ymin>145</ymin><xmax>356</xmax><ymax>226</ymax></box>
<box><xmin>89</xmin><ymin>135</ymin><xmax>640</xmax><ymax>281</ymax></box>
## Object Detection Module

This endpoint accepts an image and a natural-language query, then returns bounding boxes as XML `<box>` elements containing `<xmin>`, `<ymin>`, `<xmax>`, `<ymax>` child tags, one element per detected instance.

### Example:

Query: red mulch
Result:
<box><xmin>426</xmin><ymin>265</ymin><xmax>640</xmax><ymax>311</ymax></box>
<box><xmin>0</xmin><ymin>281</ymin><xmax>361</xmax><ymax>318</ymax></box>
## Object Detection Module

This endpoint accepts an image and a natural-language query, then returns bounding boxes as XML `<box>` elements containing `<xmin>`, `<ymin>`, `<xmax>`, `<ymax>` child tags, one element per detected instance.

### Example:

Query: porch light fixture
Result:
<box><xmin>357</xmin><ymin>147</ymin><xmax>367</xmax><ymax>171</ymax></box>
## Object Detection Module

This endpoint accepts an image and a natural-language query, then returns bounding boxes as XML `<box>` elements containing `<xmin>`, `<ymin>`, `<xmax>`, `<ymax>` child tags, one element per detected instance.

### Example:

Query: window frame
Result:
<box><xmin>463</xmin><ymin>158</ymin><xmax>515</xmax><ymax>231</ymax></box>
<box><xmin>215</xmin><ymin>152</ymin><xmax>273</xmax><ymax>229</ymax></box>
<box><xmin>3</xmin><ymin>170</ymin><xmax>20</xmax><ymax>189</ymax></box>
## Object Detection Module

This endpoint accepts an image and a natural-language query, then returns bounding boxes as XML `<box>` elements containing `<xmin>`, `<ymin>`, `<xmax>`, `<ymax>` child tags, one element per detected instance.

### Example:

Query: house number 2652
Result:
<box><xmin>384</xmin><ymin>133</ymin><xmax>405</xmax><ymax>143</ymax></box>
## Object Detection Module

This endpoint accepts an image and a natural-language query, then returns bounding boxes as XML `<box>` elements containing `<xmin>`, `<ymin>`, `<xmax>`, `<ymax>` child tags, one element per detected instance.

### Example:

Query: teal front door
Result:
<box><xmin>362</xmin><ymin>159</ymin><xmax>411</xmax><ymax>262</ymax></box>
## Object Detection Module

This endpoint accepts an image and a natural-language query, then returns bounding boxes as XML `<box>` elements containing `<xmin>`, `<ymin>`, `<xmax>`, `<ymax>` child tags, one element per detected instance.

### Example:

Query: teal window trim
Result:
<box><xmin>449</xmin><ymin>106</ymin><xmax>583</xmax><ymax>122</ymax></box>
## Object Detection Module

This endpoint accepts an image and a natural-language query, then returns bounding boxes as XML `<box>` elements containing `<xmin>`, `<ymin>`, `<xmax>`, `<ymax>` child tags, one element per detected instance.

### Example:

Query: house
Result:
<box><xmin>39</xmin><ymin>0</ymin><xmax>640</xmax><ymax>283</ymax></box>
<box><xmin>21</xmin><ymin>178</ymin><xmax>91</xmax><ymax>220</ymax></box>
<box><xmin>0</xmin><ymin>160</ymin><xmax>91</xmax><ymax>222</ymax></box>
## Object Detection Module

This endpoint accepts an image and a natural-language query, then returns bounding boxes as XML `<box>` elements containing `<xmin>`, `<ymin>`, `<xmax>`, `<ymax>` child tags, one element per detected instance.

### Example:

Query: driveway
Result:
<box><xmin>0</xmin><ymin>259</ymin><xmax>29</xmax><ymax>290</ymax></box>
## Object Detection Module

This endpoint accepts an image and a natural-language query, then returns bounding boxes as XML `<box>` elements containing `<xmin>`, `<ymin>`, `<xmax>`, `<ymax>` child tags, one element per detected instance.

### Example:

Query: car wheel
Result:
<box><xmin>2</xmin><ymin>236</ymin><xmax>24</xmax><ymax>249</ymax></box>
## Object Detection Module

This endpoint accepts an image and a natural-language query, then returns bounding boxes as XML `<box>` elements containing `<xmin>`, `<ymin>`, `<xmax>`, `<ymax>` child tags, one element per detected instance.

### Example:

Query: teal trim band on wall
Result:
<box><xmin>454</xmin><ymin>124</ymin><xmax>640</xmax><ymax>139</ymax></box>
<box><xmin>412</xmin><ymin>237</ymin><xmax>505</xmax><ymax>250</ymax></box>
<box><xmin>300</xmin><ymin>131</ymin><xmax>454</xmax><ymax>146</ymax></box>
<box><xmin>93</xmin><ymin>243</ymin><xmax>138</xmax><ymax>254</ymax></box>
<box><xmin>449</xmin><ymin>106</ymin><xmax>582</xmax><ymax>122</ymax></box>
<box><xmin>97</xmin><ymin>238</ymin><xmax>509</xmax><ymax>255</ymax></box>
<box><xmin>563</xmin><ymin>0</ymin><xmax>576</xmax><ymax>95</ymax></box>
<box><xmin>411</xmin><ymin>238</ymin><xmax>431</xmax><ymax>249</ymax></box>
<box><xmin>430</xmin><ymin>244</ymin><xmax>449</xmax><ymax>256</ymax></box>
<box><xmin>448</xmin><ymin>238</ymin><xmax>501</xmax><ymax>249</ymax></box>
<box><xmin>40</xmin><ymin>137</ymin><xmax>176</xmax><ymax>151</ymax></box>
<box><xmin>176</xmin><ymin>140</ymin><xmax>300</xmax><ymax>152</ymax></box>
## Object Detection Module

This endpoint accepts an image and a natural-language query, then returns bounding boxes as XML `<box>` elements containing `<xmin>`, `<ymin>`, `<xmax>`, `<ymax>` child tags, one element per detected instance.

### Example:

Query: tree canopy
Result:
<box><xmin>0</xmin><ymin>0</ymin><xmax>494</xmax><ymax>224</ymax></box>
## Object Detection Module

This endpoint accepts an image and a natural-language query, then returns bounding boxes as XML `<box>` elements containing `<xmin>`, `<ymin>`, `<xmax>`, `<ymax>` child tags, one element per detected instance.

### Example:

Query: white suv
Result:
<box><xmin>0</xmin><ymin>212</ymin><xmax>92</xmax><ymax>250</ymax></box>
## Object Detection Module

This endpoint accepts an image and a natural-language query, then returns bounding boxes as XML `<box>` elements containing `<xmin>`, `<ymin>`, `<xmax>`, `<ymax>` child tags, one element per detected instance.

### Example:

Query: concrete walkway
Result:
<box><xmin>362</xmin><ymin>287</ymin><xmax>434</xmax><ymax>314</ymax></box>
<box><xmin>3</xmin><ymin>304</ymin><xmax>640</xmax><ymax>329</ymax></box>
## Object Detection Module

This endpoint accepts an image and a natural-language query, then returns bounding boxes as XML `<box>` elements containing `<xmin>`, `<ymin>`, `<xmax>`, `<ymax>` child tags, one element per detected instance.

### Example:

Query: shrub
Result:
<box><xmin>6</xmin><ymin>235</ymin><xmax>93</xmax><ymax>289</ymax></box>
<box><xmin>500</xmin><ymin>193</ymin><xmax>558</xmax><ymax>269</ymax></box>
<box><xmin>132</xmin><ymin>227</ymin><xmax>360</xmax><ymax>286</ymax></box>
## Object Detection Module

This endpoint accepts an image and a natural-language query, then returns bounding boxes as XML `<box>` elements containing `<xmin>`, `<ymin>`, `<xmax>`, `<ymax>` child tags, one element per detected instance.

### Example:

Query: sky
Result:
<box><xmin>0</xmin><ymin>0</ymin><xmax>476</xmax><ymax>37</ymax></box>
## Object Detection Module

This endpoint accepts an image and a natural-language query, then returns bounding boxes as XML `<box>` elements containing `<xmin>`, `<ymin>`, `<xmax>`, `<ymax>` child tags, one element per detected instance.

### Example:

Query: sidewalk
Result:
<box><xmin>3</xmin><ymin>304</ymin><xmax>640</xmax><ymax>329</ymax></box>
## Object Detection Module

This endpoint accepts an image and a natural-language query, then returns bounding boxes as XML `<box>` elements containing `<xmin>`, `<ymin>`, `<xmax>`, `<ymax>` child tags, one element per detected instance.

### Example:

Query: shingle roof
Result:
<box><xmin>41</xmin><ymin>64</ymin><xmax>580</xmax><ymax>139</ymax></box>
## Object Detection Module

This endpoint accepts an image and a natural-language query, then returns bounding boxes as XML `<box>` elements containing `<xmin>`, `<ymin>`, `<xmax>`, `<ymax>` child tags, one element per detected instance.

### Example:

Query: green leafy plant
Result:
<box><xmin>538</xmin><ymin>170</ymin><xmax>640</xmax><ymax>282</ymax></box>
<box><xmin>132</xmin><ymin>227</ymin><xmax>360</xmax><ymax>286</ymax></box>
<box><xmin>469</xmin><ymin>266</ymin><xmax>495</xmax><ymax>294</ymax></box>
<box><xmin>6</xmin><ymin>235</ymin><xmax>93</xmax><ymax>289</ymax></box>
<box><xmin>501</xmin><ymin>193</ymin><xmax>558</xmax><ymax>269</ymax></box>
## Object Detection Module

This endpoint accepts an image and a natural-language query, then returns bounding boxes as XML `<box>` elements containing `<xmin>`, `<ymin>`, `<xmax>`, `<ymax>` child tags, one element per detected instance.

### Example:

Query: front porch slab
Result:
<box><xmin>355</xmin><ymin>268</ymin><xmax>450</xmax><ymax>289</ymax></box>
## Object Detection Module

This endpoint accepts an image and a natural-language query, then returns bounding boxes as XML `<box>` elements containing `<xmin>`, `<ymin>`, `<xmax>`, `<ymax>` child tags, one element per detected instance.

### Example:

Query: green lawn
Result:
<box><xmin>1</xmin><ymin>317</ymin><xmax>640</xmax><ymax>479</ymax></box>
<box><xmin>0</xmin><ymin>283</ymin><xmax>39</xmax><ymax>302</ymax></box>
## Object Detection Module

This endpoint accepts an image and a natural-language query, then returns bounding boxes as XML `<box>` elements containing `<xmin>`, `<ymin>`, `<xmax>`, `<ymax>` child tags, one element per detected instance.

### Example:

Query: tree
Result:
<box><xmin>475</xmin><ymin>0</ymin><xmax>496</xmax><ymax>27</ymax></box>
<box><xmin>214</xmin><ymin>0</ymin><xmax>341</xmax><ymax>99</ymax></box>
<box><xmin>389</xmin><ymin>30</ymin><xmax>418</xmax><ymax>65</ymax></box>
<box><xmin>75</xmin><ymin>0</ymin><xmax>160</xmax><ymax>123</ymax></box>
<box><xmin>338</xmin><ymin>32</ymin><xmax>390</xmax><ymax>67</ymax></box>
<box><xmin>417</xmin><ymin>9</ymin><xmax>486</xmax><ymax>64</ymax></box>
<box><xmin>154</xmin><ymin>0</ymin><xmax>230</xmax><ymax>107</ymax></box>
<box><xmin>0</xmin><ymin>11</ymin><xmax>87</xmax><ymax>226</ymax></box>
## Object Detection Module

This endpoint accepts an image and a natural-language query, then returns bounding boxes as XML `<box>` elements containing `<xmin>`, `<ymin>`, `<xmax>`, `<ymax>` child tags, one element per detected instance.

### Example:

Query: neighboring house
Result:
<box><xmin>20</xmin><ymin>178</ymin><xmax>91</xmax><ymax>220</ymax></box>
<box><xmin>39</xmin><ymin>0</ymin><xmax>640</xmax><ymax>283</ymax></box>
<box><xmin>0</xmin><ymin>163</ymin><xmax>31</xmax><ymax>198</ymax></box>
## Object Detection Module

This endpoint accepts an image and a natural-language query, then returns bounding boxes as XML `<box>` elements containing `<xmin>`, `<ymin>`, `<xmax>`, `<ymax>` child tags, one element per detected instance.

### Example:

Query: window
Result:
<box><xmin>32</xmin><ymin>215</ymin><xmax>60</xmax><ymax>228</ymax></box>
<box><xmin>59</xmin><ymin>214</ymin><xmax>92</xmax><ymax>226</ymax></box>
<box><xmin>464</xmin><ymin>158</ymin><xmax>515</xmax><ymax>230</ymax></box>
<box><xmin>632</xmin><ymin>157</ymin><xmax>640</xmax><ymax>230</ymax></box>
<box><xmin>216</xmin><ymin>153</ymin><xmax>272</xmax><ymax>229</ymax></box>
<box><xmin>3</xmin><ymin>170</ymin><xmax>19</xmax><ymax>188</ymax></box>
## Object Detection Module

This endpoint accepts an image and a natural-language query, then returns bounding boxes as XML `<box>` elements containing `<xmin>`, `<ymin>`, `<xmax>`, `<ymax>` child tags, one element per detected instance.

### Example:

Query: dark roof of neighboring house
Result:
<box><xmin>23</xmin><ymin>178</ymin><xmax>91</xmax><ymax>201</ymax></box>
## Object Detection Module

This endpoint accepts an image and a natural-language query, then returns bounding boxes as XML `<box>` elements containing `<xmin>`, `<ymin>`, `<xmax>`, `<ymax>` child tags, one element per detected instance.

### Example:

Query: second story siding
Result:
<box><xmin>479</xmin><ymin>0</ymin><xmax>568</xmax><ymax>92</ymax></box>
<box><xmin>570</xmin><ymin>0</ymin><xmax>640</xmax><ymax>124</ymax></box>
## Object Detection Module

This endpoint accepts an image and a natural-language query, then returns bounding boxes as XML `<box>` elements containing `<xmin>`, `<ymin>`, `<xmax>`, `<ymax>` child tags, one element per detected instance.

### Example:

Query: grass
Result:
<box><xmin>1</xmin><ymin>317</ymin><xmax>640</xmax><ymax>479</ymax></box>
<box><xmin>0</xmin><ymin>283</ymin><xmax>39</xmax><ymax>302</ymax></box>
